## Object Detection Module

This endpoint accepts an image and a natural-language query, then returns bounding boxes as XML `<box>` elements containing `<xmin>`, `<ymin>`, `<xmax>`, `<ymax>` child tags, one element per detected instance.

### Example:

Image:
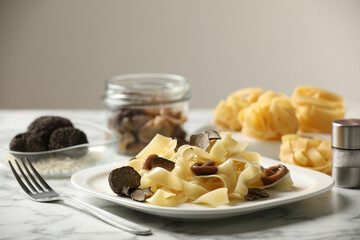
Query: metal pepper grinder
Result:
<box><xmin>332</xmin><ymin>119</ymin><xmax>360</xmax><ymax>188</ymax></box>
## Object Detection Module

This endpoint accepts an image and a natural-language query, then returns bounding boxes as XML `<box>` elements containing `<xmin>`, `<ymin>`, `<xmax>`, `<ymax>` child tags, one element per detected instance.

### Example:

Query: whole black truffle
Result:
<box><xmin>9</xmin><ymin>133</ymin><xmax>27</xmax><ymax>152</ymax></box>
<box><xmin>48</xmin><ymin>127</ymin><xmax>88</xmax><ymax>157</ymax></box>
<box><xmin>10</xmin><ymin>132</ymin><xmax>47</xmax><ymax>152</ymax></box>
<box><xmin>28</xmin><ymin>116</ymin><xmax>73</xmax><ymax>144</ymax></box>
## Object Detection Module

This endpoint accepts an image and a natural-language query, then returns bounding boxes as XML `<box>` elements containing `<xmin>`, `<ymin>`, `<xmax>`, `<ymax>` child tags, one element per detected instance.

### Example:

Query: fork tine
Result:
<box><xmin>20</xmin><ymin>158</ymin><xmax>45</xmax><ymax>192</ymax></box>
<box><xmin>14</xmin><ymin>159</ymin><xmax>37</xmax><ymax>193</ymax></box>
<box><xmin>24</xmin><ymin>158</ymin><xmax>53</xmax><ymax>191</ymax></box>
<box><xmin>8</xmin><ymin>160</ymin><xmax>33</xmax><ymax>195</ymax></box>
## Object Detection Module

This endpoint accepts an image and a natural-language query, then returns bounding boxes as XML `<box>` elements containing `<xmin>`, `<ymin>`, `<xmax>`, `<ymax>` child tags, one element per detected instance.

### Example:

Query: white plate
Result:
<box><xmin>71</xmin><ymin>157</ymin><xmax>334</xmax><ymax>220</ymax></box>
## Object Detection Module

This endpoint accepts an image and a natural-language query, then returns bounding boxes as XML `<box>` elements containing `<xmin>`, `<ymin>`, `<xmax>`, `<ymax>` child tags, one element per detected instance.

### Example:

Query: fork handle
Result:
<box><xmin>62</xmin><ymin>196</ymin><xmax>151</xmax><ymax>235</ymax></box>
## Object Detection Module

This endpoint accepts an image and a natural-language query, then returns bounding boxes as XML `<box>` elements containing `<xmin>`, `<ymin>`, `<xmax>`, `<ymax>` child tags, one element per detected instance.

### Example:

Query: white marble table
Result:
<box><xmin>1</xmin><ymin>109</ymin><xmax>360</xmax><ymax>240</ymax></box>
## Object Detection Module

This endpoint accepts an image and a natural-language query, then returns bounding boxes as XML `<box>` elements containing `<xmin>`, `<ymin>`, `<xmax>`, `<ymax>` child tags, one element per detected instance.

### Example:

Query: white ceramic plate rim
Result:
<box><xmin>71</xmin><ymin>157</ymin><xmax>334</xmax><ymax>220</ymax></box>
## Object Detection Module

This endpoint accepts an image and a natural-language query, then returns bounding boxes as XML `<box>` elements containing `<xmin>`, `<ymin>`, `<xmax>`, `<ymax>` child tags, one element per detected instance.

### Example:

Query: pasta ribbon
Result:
<box><xmin>214</xmin><ymin>88</ymin><xmax>264</xmax><ymax>131</ymax></box>
<box><xmin>238</xmin><ymin>91</ymin><xmax>299</xmax><ymax>140</ymax></box>
<box><xmin>146</xmin><ymin>189</ymin><xmax>187</xmax><ymax>206</ymax></box>
<box><xmin>193</xmin><ymin>188</ymin><xmax>229</xmax><ymax>207</ymax></box>
<box><xmin>291</xmin><ymin>86</ymin><xmax>345</xmax><ymax>133</ymax></box>
<box><xmin>279</xmin><ymin>134</ymin><xmax>332</xmax><ymax>174</ymax></box>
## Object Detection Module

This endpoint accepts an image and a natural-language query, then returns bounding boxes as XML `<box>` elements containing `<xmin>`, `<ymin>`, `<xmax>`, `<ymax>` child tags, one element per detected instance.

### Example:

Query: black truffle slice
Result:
<box><xmin>28</xmin><ymin>116</ymin><xmax>73</xmax><ymax>144</ymax></box>
<box><xmin>206</xmin><ymin>130</ymin><xmax>221</xmax><ymax>140</ymax></box>
<box><xmin>130</xmin><ymin>187</ymin><xmax>153</xmax><ymax>202</ymax></box>
<box><xmin>174</xmin><ymin>137</ymin><xmax>189</xmax><ymax>152</ymax></box>
<box><xmin>9</xmin><ymin>132</ymin><xmax>47</xmax><ymax>152</ymax></box>
<box><xmin>108</xmin><ymin>166</ymin><xmax>141</xmax><ymax>196</ymax></box>
<box><xmin>190</xmin><ymin>130</ymin><xmax>221</xmax><ymax>151</ymax></box>
<box><xmin>151</xmin><ymin>156</ymin><xmax>175</xmax><ymax>172</ymax></box>
<box><xmin>48</xmin><ymin>127</ymin><xmax>88</xmax><ymax>150</ymax></box>
<box><xmin>172</xmin><ymin>125</ymin><xmax>187</xmax><ymax>141</ymax></box>
<box><xmin>245</xmin><ymin>188</ymin><xmax>269</xmax><ymax>201</ymax></box>
<box><xmin>190</xmin><ymin>133</ymin><xmax>209</xmax><ymax>150</ymax></box>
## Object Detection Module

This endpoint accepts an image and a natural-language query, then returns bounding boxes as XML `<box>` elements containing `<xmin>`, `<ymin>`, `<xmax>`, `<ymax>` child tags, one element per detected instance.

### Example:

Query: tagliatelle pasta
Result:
<box><xmin>279</xmin><ymin>134</ymin><xmax>332</xmax><ymax>174</ymax></box>
<box><xmin>213</xmin><ymin>88</ymin><xmax>264</xmax><ymax>131</ymax></box>
<box><xmin>126</xmin><ymin>132</ymin><xmax>293</xmax><ymax>207</ymax></box>
<box><xmin>291</xmin><ymin>86</ymin><xmax>345</xmax><ymax>133</ymax></box>
<box><xmin>238</xmin><ymin>91</ymin><xmax>299</xmax><ymax>140</ymax></box>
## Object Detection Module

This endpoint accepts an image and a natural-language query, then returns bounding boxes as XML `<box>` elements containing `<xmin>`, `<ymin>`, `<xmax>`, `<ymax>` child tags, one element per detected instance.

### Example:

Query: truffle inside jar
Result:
<box><xmin>109</xmin><ymin>107</ymin><xmax>187</xmax><ymax>155</ymax></box>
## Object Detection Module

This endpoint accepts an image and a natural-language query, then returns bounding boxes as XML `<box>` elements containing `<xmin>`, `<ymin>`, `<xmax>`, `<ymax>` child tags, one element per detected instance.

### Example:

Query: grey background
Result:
<box><xmin>1</xmin><ymin>0</ymin><xmax>359</xmax><ymax>109</ymax></box>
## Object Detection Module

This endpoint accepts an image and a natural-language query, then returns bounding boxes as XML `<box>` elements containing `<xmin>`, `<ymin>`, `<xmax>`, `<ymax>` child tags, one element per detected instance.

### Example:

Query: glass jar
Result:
<box><xmin>103</xmin><ymin>73</ymin><xmax>191</xmax><ymax>155</ymax></box>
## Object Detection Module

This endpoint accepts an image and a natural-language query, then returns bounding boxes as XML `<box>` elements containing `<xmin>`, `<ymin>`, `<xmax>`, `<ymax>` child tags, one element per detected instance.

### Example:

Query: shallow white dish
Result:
<box><xmin>0</xmin><ymin>120</ymin><xmax>118</xmax><ymax>178</ymax></box>
<box><xmin>71</xmin><ymin>156</ymin><xmax>334</xmax><ymax>220</ymax></box>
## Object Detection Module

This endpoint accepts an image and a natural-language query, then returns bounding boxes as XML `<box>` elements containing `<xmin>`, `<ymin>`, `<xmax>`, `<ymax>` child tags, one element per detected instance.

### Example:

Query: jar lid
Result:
<box><xmin>332</xmin><ymin>119</ymin><xmax>360</xmax><ymax>149</ymax></box>
<box><xmin>103</xmin><ymin>73</ymin><xmax>191</xmax><ymax>107</ymax></box>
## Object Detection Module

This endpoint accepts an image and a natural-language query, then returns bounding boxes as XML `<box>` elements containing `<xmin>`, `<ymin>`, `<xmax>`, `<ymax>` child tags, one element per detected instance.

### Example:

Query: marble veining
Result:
<box><xmin>1</xmin><ymin>109</ymin><xmax>360</xmax><ymax>240</ymax></box>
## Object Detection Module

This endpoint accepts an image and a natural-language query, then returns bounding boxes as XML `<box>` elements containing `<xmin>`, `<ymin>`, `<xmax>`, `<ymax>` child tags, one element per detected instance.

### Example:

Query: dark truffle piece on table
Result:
<box><xmin>28</xmin><ymin>116</ymin><xmax>73</xmax><ymax>144</ymax></box>
<box><xmin>48</xmin><ymin>127</ymin><xmax>88</xmax><ymax>158</ymax></box>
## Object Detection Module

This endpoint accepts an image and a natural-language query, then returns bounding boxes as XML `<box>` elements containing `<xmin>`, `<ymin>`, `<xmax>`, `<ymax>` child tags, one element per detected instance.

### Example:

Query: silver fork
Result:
<box><xmin>8</xmin><ymin>158</ymin><xmax>151</xmax><ymax>235</ymax></box>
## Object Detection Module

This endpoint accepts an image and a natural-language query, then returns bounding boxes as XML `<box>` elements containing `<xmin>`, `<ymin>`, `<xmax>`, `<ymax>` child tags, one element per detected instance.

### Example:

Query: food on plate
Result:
<box><xmin>130</xmin><ymin>187</ymin><xmax>153</xmax><ymax>202</ymax></box>
<box><xmin>109</xmin><ymin>131</ymin><xmax>293</xmax><ymax>207</ymax></box>
<box><xmin>108</xmin><ymin>108</ymin><xmax>187</xmax><ymax>155</ymax></box>
<box><xmin>9</xmin><ymin>116</ymin><xmax>88</xmax><ymax>157</ymax></box>
<box><xmin>213</xmin><ymin>88</ymin><xmax>264</xmax><ymax>131</ymax></box>
<box><xmin>261</xmin><ymin>164</ymin><xmax>289</xmax><ymax>185</ymax></box>
<box><xmin>189</xmin><ymin>129</ymin><xmax>220</xmax><ymax>150</ymax></box>
<box><xmin>108</xmin><ymin>166</ymin><xmax>153</xmax><ymax>201</ymax></box>
<box><xmin>245</xmin><ymin>188</ymin><xmax>269</xmax><ymax>201</ymax></box>
<box><xmin>279</xmin><ymin>134</ymin><xmax>331</xmax><ymax>174</ymax></box>
<box><xmin>142</xmin><ymin>154</ymin><xmax>175</xmax><ymax>171</ymax></box>
<box><xmin>191</xmin><ymin>160</ymin><xmax>218</xmax><ymax>175</ymax></box>
<box><xmin>291</xmin><ymin>86</ymin><xmax>345</xmax><ymax>133</ymax></box>
<box><xmin>108</xmin><ymin>166</ymin><xmax>141</xmax><ymax>195</ymax></box>
<box><xmin>239</xmin><ymin>91</ymin><xmax>299</xmax><ymax>140</ymax></box>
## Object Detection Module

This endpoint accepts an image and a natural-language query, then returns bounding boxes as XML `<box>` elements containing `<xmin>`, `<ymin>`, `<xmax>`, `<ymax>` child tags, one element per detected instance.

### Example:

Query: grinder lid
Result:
<box><xmin>332</xmin><ymin>119</ymin><xmax>360</xmax><ymax>149</ymax></box>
